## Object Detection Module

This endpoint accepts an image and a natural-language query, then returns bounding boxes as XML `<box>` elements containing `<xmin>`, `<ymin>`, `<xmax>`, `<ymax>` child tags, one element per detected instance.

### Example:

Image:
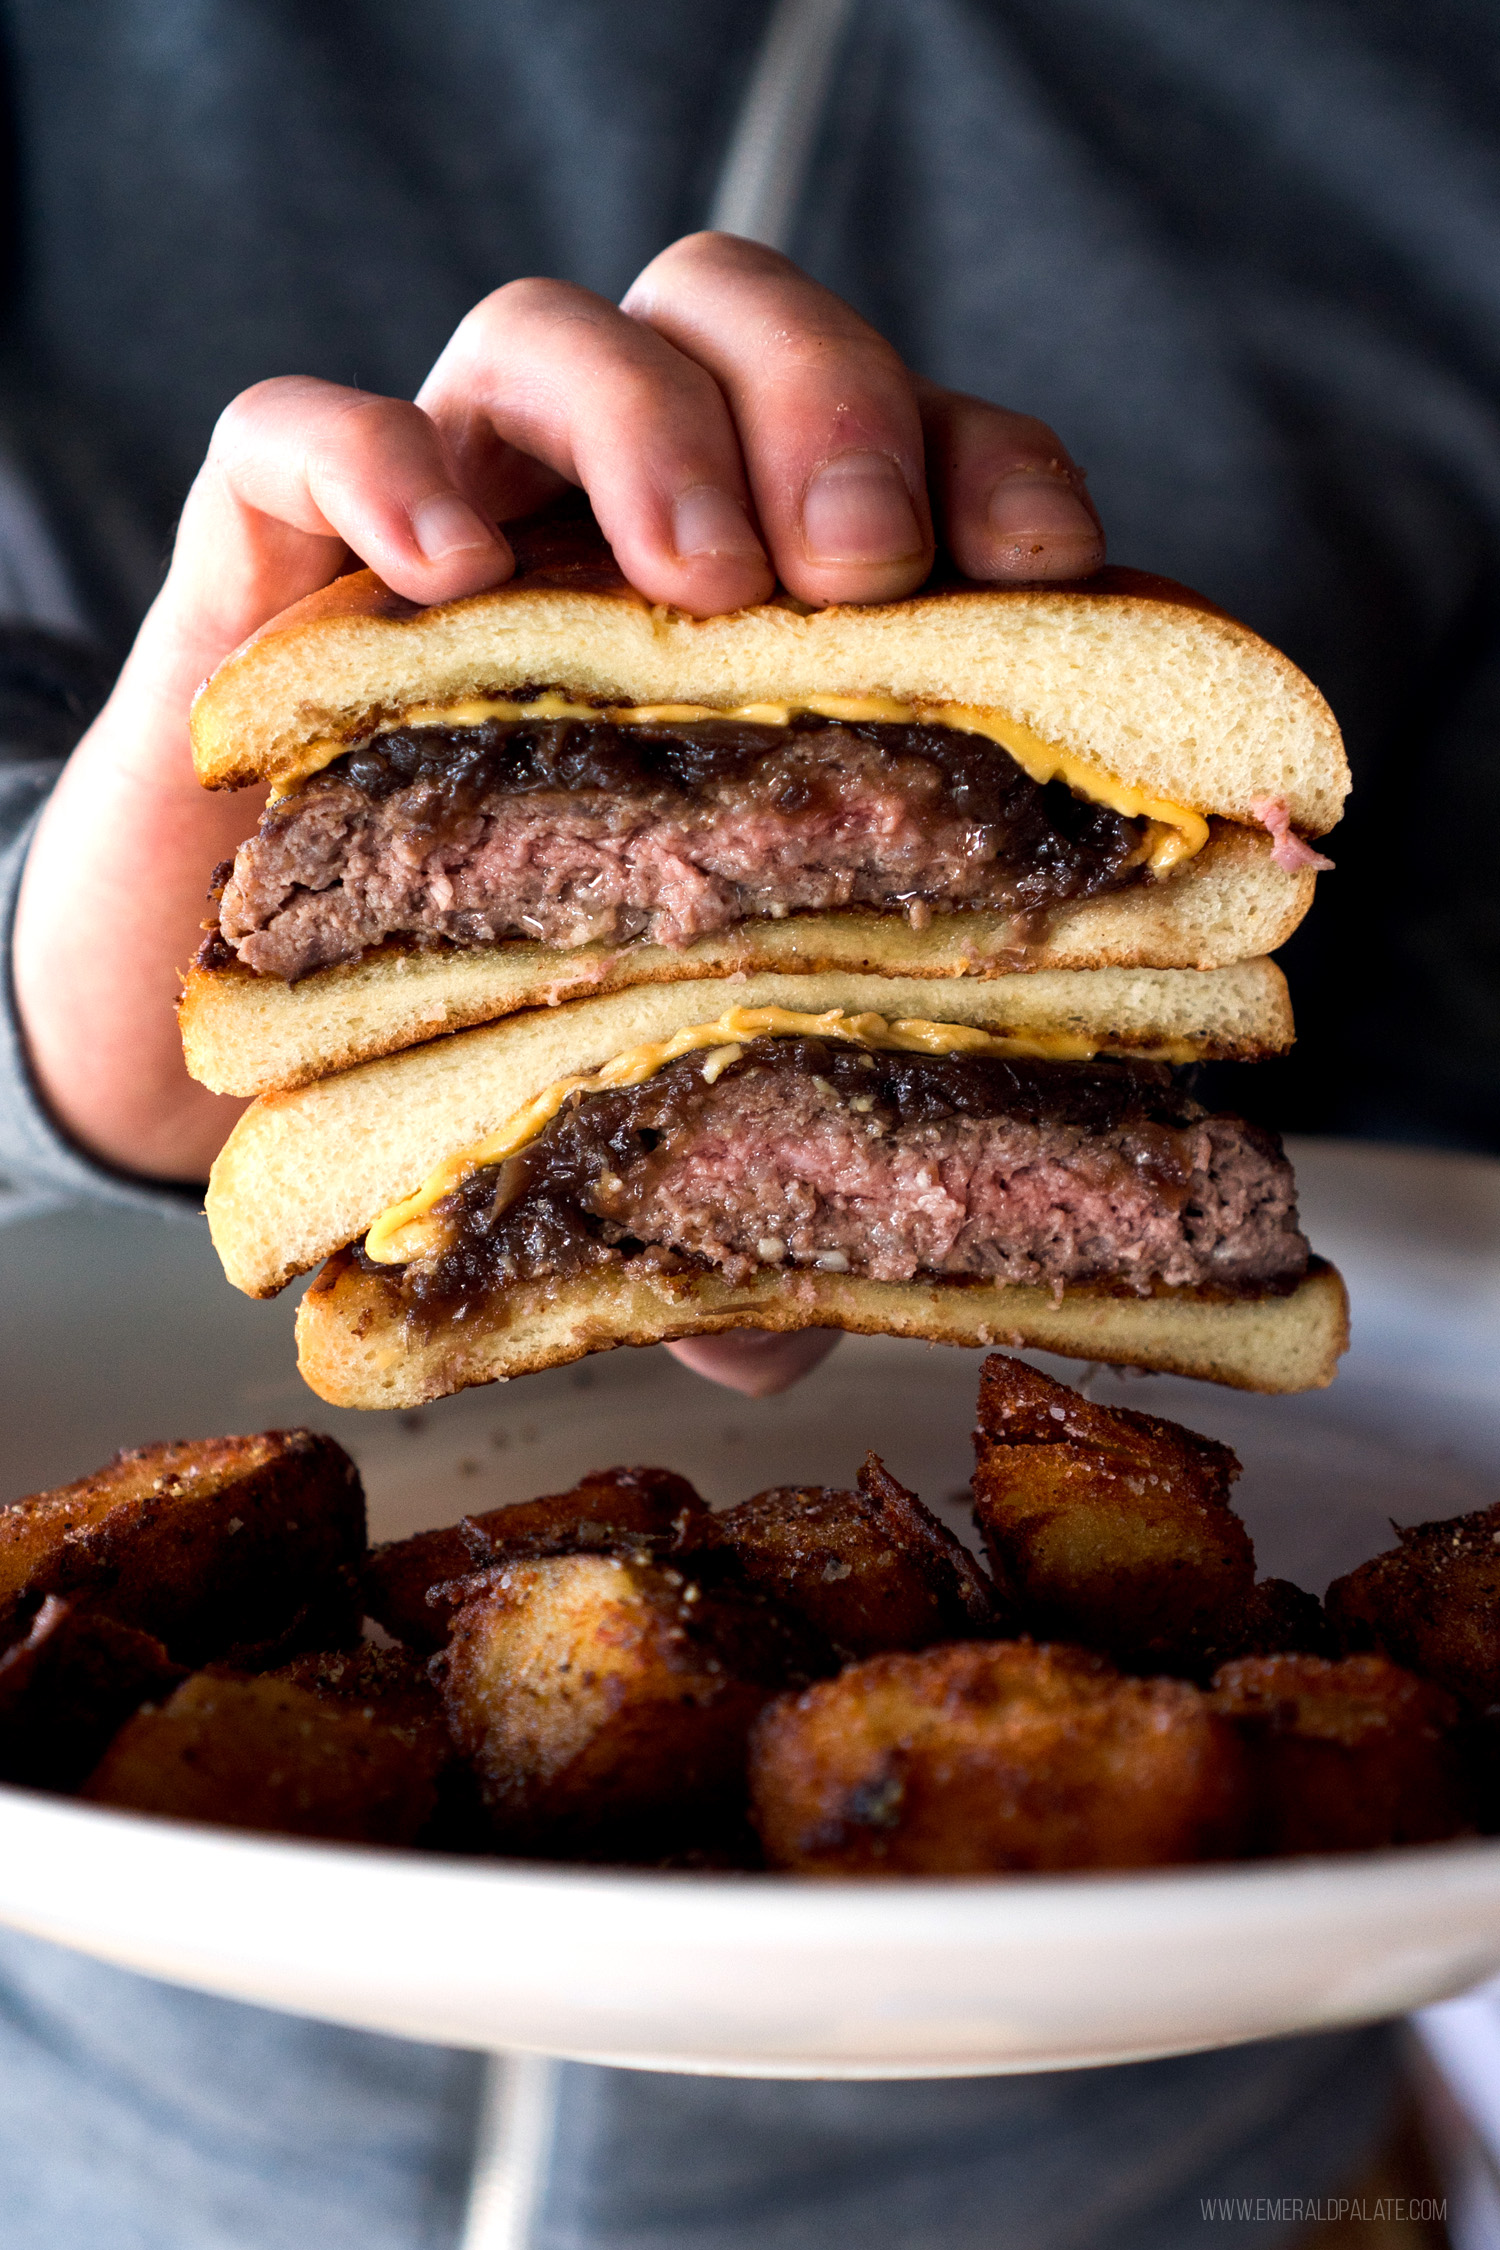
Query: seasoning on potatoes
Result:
<box><xmin>711</xmin><ymin>1452</ymin><xmax>1003</xmax><ymax>1665</ymax></box>
<box><xmin>972</xmin><ymin>1355</ymin><xmax>1255</xmax><ymax>1669</ymax></box>
<box><xmin>1325</xmin><ymin>1502</ymin><xmax>1500</xmax><ymax>1708</ymax></box>
<box><xmin>751</xmin><ymin>1638</ymin><xmax>1247</xmax><ymax>1875</ymax></box>
<box><xmin>1209</xmin><ymin>1652</ymin><xmax>1470</xmax><ymax>1855</ymax></box>
<box><xmin>363</xmin><ymin>1465</ymin><xmax>707</xmax><ymax>1653</ymax></box>
<box><xmin>433</xmin><ymin>1550</ymin><xmax>804</xmax><ymax>1859</ymax></box>
<box><xmin>0</xmin><ymin>1429</ymin><xmax>364</xmax><ymax>1667</ymax></box>
<box><xmin>82</xmin><ymin>1670</ymin><xmax>448</xmax><ymax>1846</ymax></box>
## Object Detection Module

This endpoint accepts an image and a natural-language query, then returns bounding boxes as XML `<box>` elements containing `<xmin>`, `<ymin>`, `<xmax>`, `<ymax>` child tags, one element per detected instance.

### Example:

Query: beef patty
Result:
<box><xmin>212</xmin><ymin>715</ymin><xmax>1152</xmax><ymax>979</ymax></box>
<box><xmin>379</xmin><ymin>1039</ymin><xmax>1307</xmax><ymax>1324</ymax></box>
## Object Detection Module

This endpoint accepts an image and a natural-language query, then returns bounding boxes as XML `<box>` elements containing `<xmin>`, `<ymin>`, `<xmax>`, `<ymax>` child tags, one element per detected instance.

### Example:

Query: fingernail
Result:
<box><xmin>801</xmin><ymin>451</ymin><xmax>924</xmax><ymax>566</ymax></box>
<box><xmin>986</xmin><ymin>471</ymin><xmax>1101</xmax><ymax>563</ymax></box>
<box><xmin>411</xmin><ymin>492</ymin><xmax>496</xmax><ymax>562</ymax></box>
<box><xmin>670</xmin><ymin>485</ymin><xmax>766</xmax><ymax>562</ymax></box>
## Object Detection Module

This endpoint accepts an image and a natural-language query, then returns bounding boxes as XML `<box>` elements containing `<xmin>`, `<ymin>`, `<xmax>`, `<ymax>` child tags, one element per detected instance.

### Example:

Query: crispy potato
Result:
<box><xmin>81</xmin><ymin>1670</ymin><xmax>447</xmax><ymax>1845</ymax></box>
<box><xmin>751</xmin><ymin>1638</ymin><xmax>1247</xmax><ymax>1874</ymax></box>
<box><xmin>1191</xmin><ymin>1577</ymin><xmax>1330</xmax><ymax>1681</ymax></box>
<box><xmin>363</xmin><ymin>1465</ymin><xmax>707</xmax><ymax>1652</ymax></box>
<box><xmin>712</xmin><ymin>1453</ymin><xmax>1003</xmax><ymax>1664</ymax></box>
<box><xmin>1223</xmin><ymin>1577</ymin><xmax>1329</xmax><ymax>1656</ymax></box>
<box><xmin>1210</xmin><ymin>1654</ymin><xmax>1469</xmax><ymax>1855</ymax></box>
<box><xmin>0</xmin><ymin>1597</ymin><xmax>184</xmax><ymax>1791</ymax></box>
<box><xmin>434</xmin><ymin>1551</ymin><xmax>796</xmax><ymax>1857</ymax></box>
<box><xmin>1325</xmin><ymin>1503</ymin><xmax>1500</xmax><ymax>1707</ymax></box>
<box><xmin>972</xmin><ymin>1354</ymin><xmax>1255</xmax><ymax>1668</ymax></box>
<box><xmin>273</xmin><ymin>1643</ymin><xmax>448</xmax><ymax>1747</ymax></box>
<box><xmin>0</xmin><ymin>1431</ymin><xmax>365</xmax><ymax>1666</ymax></box>
<box><xmin>272</xmin><ymin>1641</ymin><xmax>485</xmax><ymax>1848</ymax></box>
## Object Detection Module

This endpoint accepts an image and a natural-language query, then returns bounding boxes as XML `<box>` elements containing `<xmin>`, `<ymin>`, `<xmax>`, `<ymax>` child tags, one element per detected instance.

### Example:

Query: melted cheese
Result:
<box><xmin>271</xmin><ymin>694</ymin><xmax>1208</xmax><ymax>874</ymax></box>
<box><xmin>363</xmin><ymin>1003</ymin><xmax>1200</xmax><ymax>1268</ymax></box>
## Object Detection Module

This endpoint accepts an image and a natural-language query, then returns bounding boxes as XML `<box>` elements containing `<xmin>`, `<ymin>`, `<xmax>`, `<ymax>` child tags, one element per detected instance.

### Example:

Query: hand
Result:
<box><xmin>11</xmin><ymin>232</ymin><xmax>1102</xmax><ymax>1392</ymax></box>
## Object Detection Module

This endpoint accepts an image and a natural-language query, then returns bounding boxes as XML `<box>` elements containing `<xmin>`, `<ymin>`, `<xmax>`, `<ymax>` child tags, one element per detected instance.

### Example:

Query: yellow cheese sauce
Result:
<box><xmin>363</xmin><ymin>1003</ymin><xmax>1201</xmax><ymax>1267</ymax></box>
<box><xmin>274</xmin><ymin>694</ymin><xmax>1208</xmax><ymax>877</ymax></box>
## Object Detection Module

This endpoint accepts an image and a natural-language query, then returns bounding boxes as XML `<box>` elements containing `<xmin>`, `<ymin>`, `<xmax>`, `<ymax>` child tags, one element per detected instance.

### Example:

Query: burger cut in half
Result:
<box><xmin>205</xmin><ymin>962</ymin><xmax>1348</xmax><ymax>1409</ymax></box>
<box><xmin>180</xmin><ymin>508</ymin><xmax>1347</xmax><ymax>1100</ymax></box>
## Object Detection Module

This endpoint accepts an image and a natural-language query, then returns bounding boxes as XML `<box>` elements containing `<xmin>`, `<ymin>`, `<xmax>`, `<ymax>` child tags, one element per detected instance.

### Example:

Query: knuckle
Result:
<box><xmin>208</xmin><ymin>376</ymin><xmax>301</xmax><ymax>455</ymax></box>
<box><xmin>648</xmin><ymin>230</ymin><xmax>793</xmax><ymax>284</ymax></box>
<box><xmin>329</xmin><ymin>390</ymin><xmax>423</xmax><ymax>444</ymax></box>
<box><xmin>447</xmin><ymin>275</ymin><xmax>610</xmax><ymax>357</ymax></box>
<box><xmin>211</xmin><ymin>376</ymin><xmax>408</xmax><ymax>473</ymax></box>
<box><xmin>305</xmin><ymin>395</ymin><xmax>437</xmax><ymax>498</ymax></box>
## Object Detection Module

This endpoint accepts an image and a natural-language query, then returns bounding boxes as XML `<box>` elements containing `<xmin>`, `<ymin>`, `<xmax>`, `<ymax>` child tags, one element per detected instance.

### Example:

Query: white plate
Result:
<box><xmin>1</xmin><ymin>1139</ymin><xmax>1499</xmax><ymax>2076</ymax></box>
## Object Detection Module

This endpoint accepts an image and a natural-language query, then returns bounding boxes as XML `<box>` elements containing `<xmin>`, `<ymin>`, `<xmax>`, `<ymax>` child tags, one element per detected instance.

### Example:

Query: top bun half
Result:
<box><xmin>190</xmin><ymin>511</ymin><xmax>1349</xmax><ymax>837</ymax></box>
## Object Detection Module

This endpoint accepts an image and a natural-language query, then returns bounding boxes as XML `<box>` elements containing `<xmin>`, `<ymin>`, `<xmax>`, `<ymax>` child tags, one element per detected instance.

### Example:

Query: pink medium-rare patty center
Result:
<box><xmin>585</xmin><ymin>1075</ymin><xmax>1300</xmax><ymax>1292</ymax></box>
<box><xmin>213</xmin><ymin>719</ymin><xmax>1149</xmax><ymax>977</ymax></box>
<box><xmin>391</xmin><ymin>1042</ymin><xmax>1308</xmax><ymax>1321</ymax></box>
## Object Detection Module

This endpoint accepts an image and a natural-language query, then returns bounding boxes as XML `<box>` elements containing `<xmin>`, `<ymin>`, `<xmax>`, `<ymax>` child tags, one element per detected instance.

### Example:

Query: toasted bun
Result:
<box><xmin>190</xmin><ymin>514</ymin><xmax>1348</xmax><ymax>834</ymax></box>
<box><xmin>295</xmin><ymin>1254</ymin><xmax>1350</xmax><ymax>1407</ymax></box>
<box><xmin>182</xmin><ymin>824</ymin><xmax>1309</xmax><ymax>1098</ymax></box>
<box><xmin>206</xmin><ymin>960</ymin><xmax>1293</xmax><ymax>1300</ymax></box>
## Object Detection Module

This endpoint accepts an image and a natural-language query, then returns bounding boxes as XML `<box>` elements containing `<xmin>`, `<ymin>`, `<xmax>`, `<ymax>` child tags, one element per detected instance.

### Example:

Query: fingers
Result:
<box><xmin>624</xmin><ymin>234</ymin><xmax>933</xmax><ymax>607</ymax></box>
<box><xmin>418</xmin><ymin>278</ymin><xmax>773</xmax><ymax>618</ymax></box>
<box><xmin>173</xmin><ymin>377</ymin><xmax>511</xmax><ymax>652</ymax></box>
<box><xmin>151</xmin><ymin>256</ymin><xmax>1097</xmax><ymax>694</ymax></box>
<box><xmin>665</xmin><ymin>1330</ymin><xmax>842</xmax><ymax>1398</ymax></box>
<box><xmin>105</xmin><ymin>374</ymin><xmax>520</xmax><ymax>754</ymax></box>
<box><xmin>202</xmin><ymin>377</ymin><xmax>511</xmax><ymax>598</ymax></box>
<box><xmin>415</xmin><ymin>236</ymin><xmax>1098</xmax><ymax>618</ymax></box>
<box><xmin>917</xmin><ymin>381</ymin><xmax>1104</xmax><ymax>581</ymax></box>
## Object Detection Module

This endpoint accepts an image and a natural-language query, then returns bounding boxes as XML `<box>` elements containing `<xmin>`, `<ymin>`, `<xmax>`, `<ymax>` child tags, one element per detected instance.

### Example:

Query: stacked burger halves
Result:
<box><xmin>188</xmin><ymin>510</ymin><xmax>1350</xmax><ymax>1408</ymax></box>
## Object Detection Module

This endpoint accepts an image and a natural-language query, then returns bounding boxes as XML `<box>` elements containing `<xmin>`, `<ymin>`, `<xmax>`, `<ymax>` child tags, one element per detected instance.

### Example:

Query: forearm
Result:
<box><xmin>0</xmin><ymin>749</ymin><xmax>202</xmax><ymax>1215</ymax></box>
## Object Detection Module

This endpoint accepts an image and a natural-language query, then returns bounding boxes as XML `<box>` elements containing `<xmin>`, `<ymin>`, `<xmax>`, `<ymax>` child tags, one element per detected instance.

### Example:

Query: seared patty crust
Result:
<box><xmin>376</xmin><ymin>1039</ymin><xmax>1307</xmax><ymax>1324</ymax></box>
<box><xmin>212</xmin><ymin>716</ymin><xmax>1150</xmax><ymax>979</ymax></box>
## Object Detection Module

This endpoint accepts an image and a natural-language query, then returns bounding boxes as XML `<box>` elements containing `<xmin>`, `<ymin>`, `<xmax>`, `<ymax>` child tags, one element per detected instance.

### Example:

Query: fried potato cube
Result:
<box><xmin>0</xmin><ymin>1596</ymin><xmax>184</xmax><ymax>1791</ymax></box>
<box><xmin>273</xmin><ymin>1643</ymin><xmax>448</xmax><ymax>1748</ymax></box>
<box><xmin>972</xmin><ymin>1354</ymin><xmax>1255</xmax><ymax>1667</ymax></box>
<box><xmin>1210</xmin><ymin>1653</ymin><xmax>1469</xmax><ymax>1855</ymax></box>
<box><xmin>1325</xmin><ymin>1503</ymin><xmax>1500</xmax><ymax>1707</ymax></box>
<box><xmin>271</xmin><ymin>1642</ymin><xmax>489</xmax><ymax>1851</ymax></box>
<box><xmin>434</xmin><ymin>1551</ymin><xmax>793</xmax><ymax>1856</ymax></box>
<box><xmin>0</xmin><ymin>1431</ymin><xmax>365</xmax><ymax>1665</ymax></box>
<box><xmin>714</xmin><ymin>1453</ymin><xmax>1003</xmax><ymax>1664</ymax></box>
<box><xmin>363</xmin><ymin>1466</ymin><xmax>708</xmax><ymax>1652</ymax></box>
<box><xmin>751</xmin><ymin>1639</ymin><xmax>1247</xmax><ymax>1875</ymax></box>
<box><xmin>81</xmin><ymin>1670</ymin><xmax>446</xmax><ymax>1845</ymax></box>
<box><xmin>1192</xmin><ymin>1578</ymin><xmax>1330</xmax><ymax>1681</ymax></box>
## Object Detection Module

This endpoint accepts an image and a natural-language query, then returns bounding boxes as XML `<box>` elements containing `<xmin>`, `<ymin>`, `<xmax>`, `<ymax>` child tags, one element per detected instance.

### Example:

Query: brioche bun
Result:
<box><xmin>190</xmin><ymin>516</ymin><xmax>1348</xmax><ymax>836</ymax></box>
<box><xmin>295</xmin><ymin>1255</ymin><xmax>1350</xmax><ymax>1408</ymax></box>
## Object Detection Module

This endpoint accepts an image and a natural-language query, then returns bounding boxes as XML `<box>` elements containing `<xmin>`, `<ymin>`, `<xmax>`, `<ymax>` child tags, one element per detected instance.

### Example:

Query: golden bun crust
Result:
<box><xmin>190</xmin><ymin>512</ymin><xmax>1349</xmax><ymax>834</ymax></box>
<box><xmin>182</xmin><ymin>824</ymin><xmax>1310</xmax><ymax>1098</ymax></box>
<box><xmin>295</xmin><ymin>1255</ymin><xmax>1350</xmax><ymax>1408</ymax></box>
<box><xmin>205</xmin><ymin>960</ymin><xmax>1294</xmax><ymax>1301</ymax></box>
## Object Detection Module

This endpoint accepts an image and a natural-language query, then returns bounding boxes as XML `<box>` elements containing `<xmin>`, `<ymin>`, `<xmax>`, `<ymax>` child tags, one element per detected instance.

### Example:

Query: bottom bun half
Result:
<box><xmin>295</xmin><ymin>1255</ymin><xmax>1349</xmax><ymax>1409</ymax></box>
